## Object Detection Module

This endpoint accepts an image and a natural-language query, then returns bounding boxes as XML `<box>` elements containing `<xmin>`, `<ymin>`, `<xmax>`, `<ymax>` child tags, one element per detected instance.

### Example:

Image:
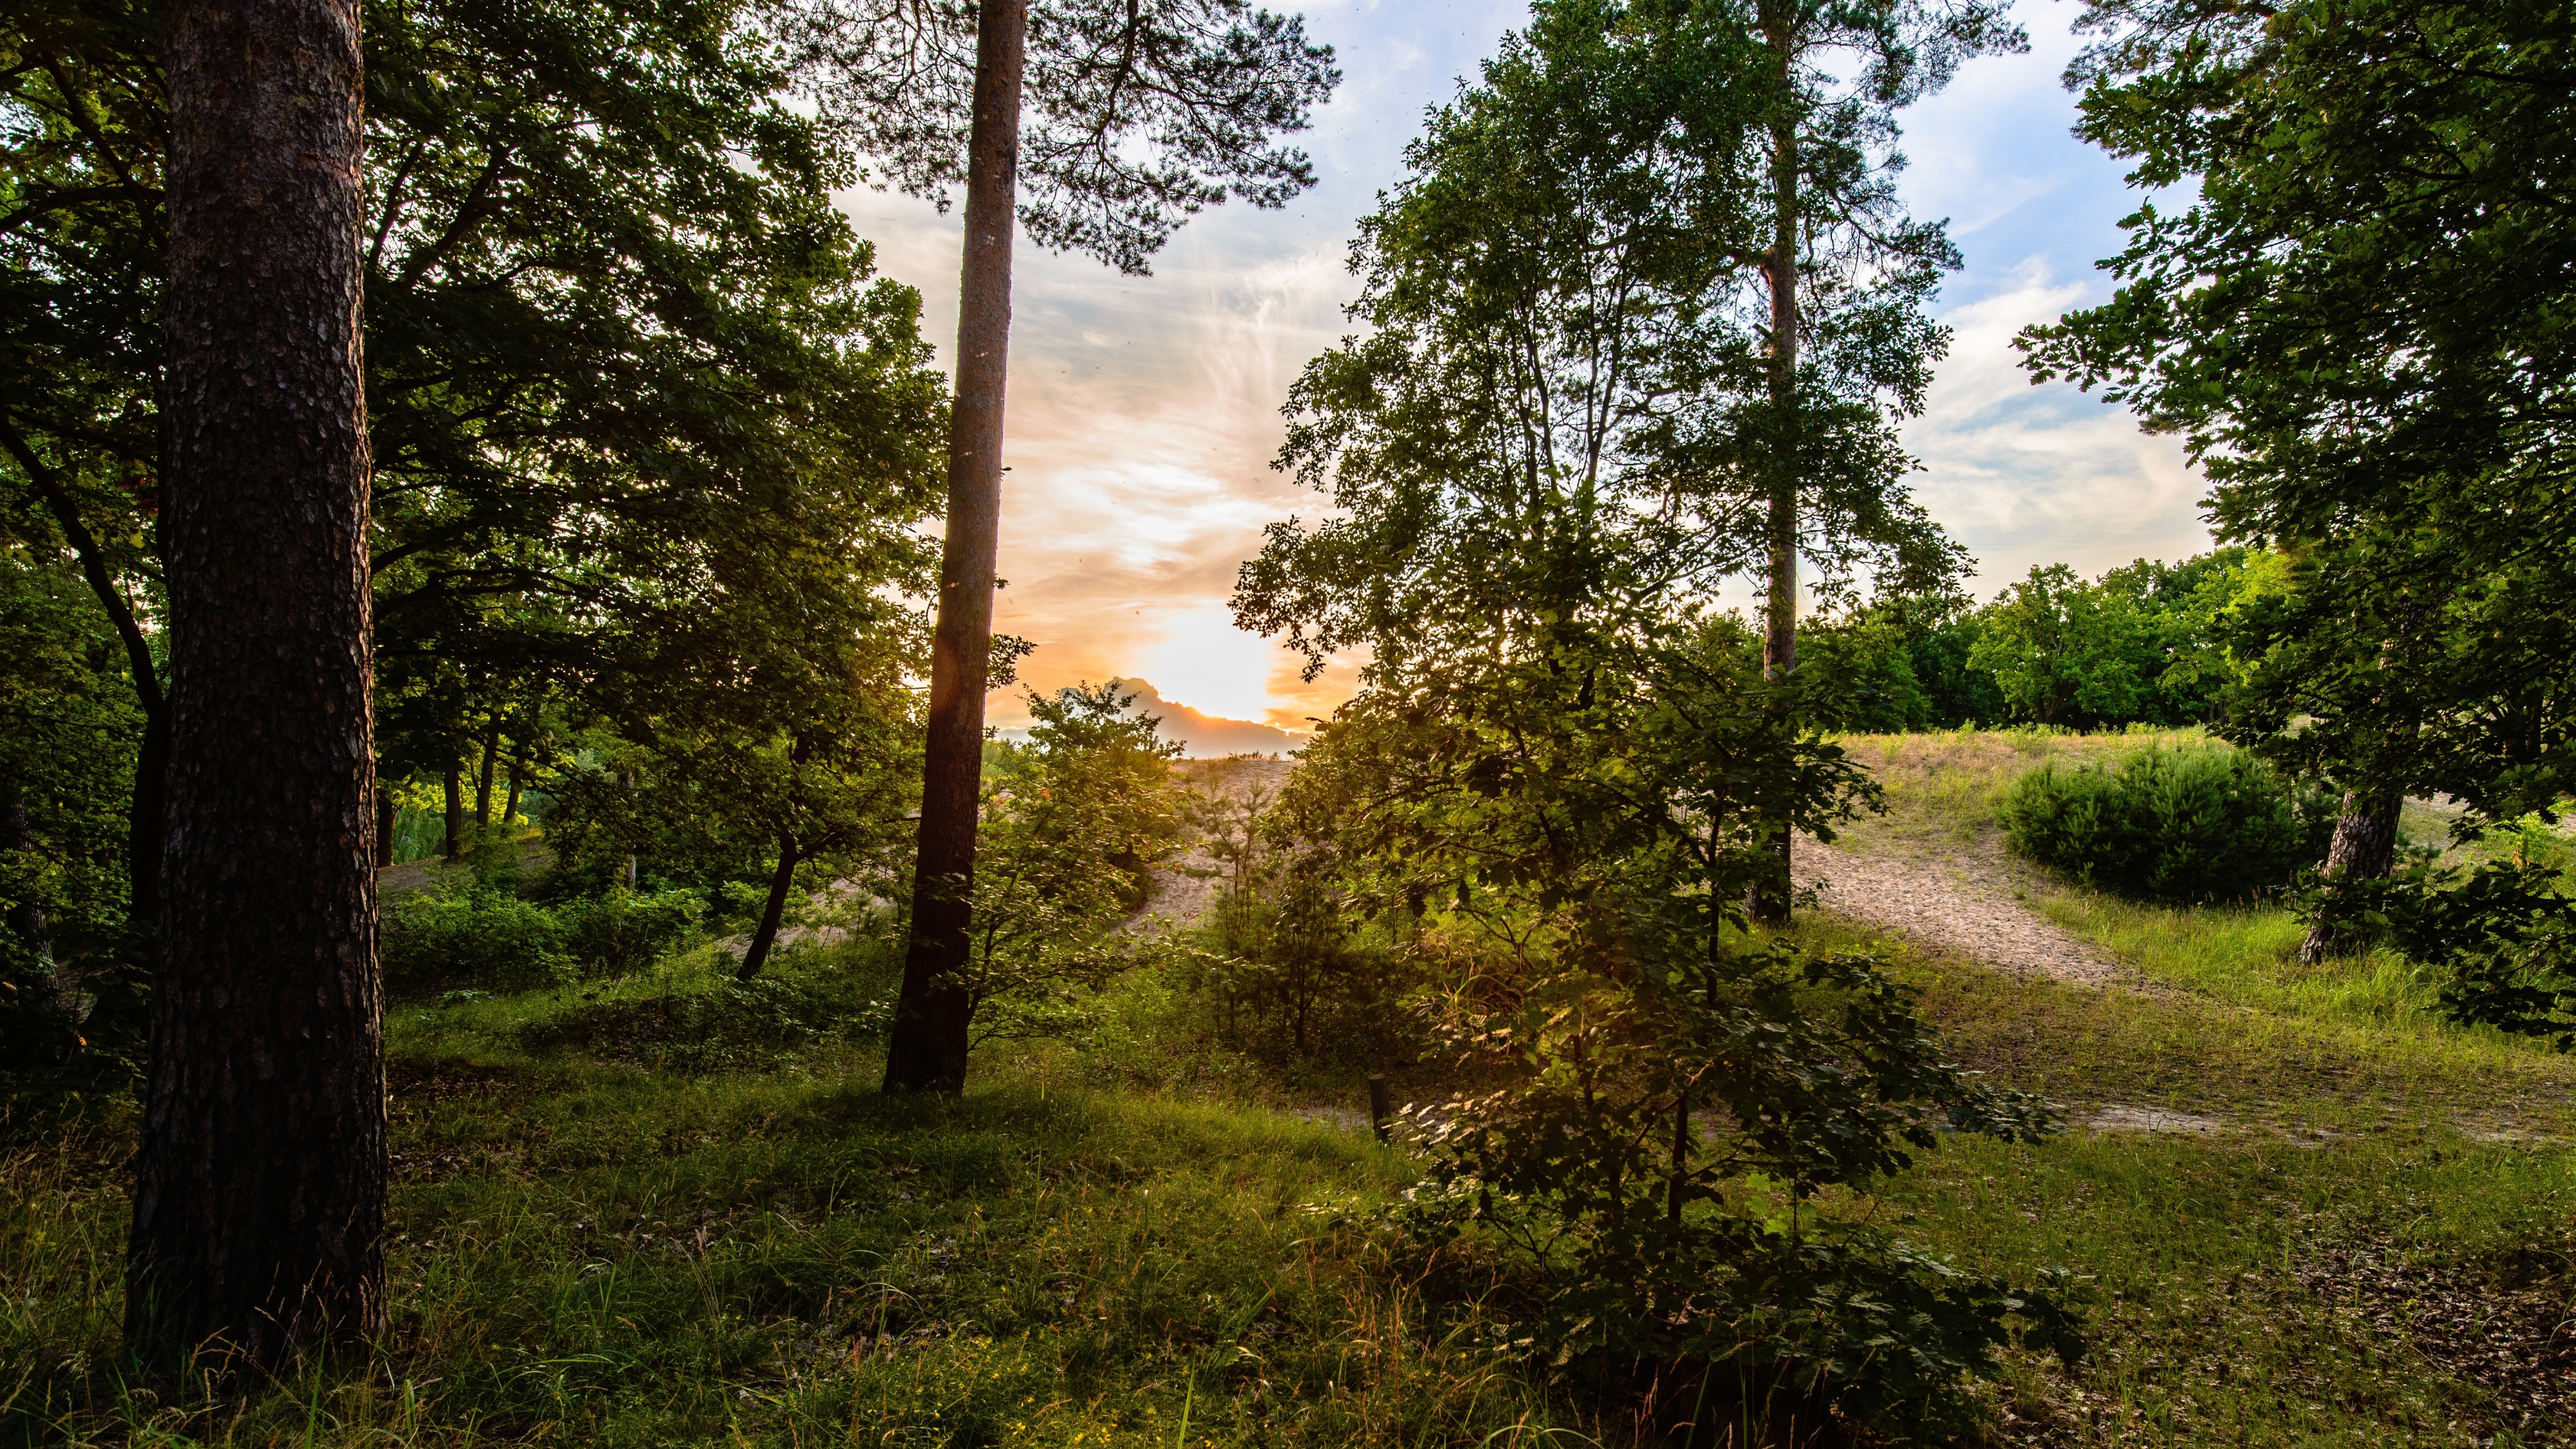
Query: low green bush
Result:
<box><xmin>382</xmin><ymin>883</ymin><xmax>704</xmax><ymax>994</ymax></box>
<box><xmin>554</xmin><ymin>886</ymin><xmax>704</xmax><ymax>979</ymax></box>
<box><xmin>1998</xmin><ymin>745</ymin><xmax>2334</xmax><ymax>901</ymax></box>
<box><xmin>381</xmin><ymin>885</ymin><xmax>571</xmax><ymax>993</ymax></box>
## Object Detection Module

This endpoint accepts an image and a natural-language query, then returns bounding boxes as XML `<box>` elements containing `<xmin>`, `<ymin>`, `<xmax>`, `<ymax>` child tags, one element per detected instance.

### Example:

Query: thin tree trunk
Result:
<box><xmin>443</xmin><ymin>760</ymin><xmax>462</xmax><ymax>862</ymax></box>
<box><xmin>2298</xmin><ymin>790</ymin><xmax>2403</xmax><ymax>965</ymax></box>
<box><xmin>738</xmin><ymin>833</ymin><xmax>800</xmax><ymax>981</ymax></box>
<box><xmin>2</xmin><ymin>788</ymin><xmax>50</xmax><ymax>963</ymax></box>
<box><xmin>502</xmin><ymin>741</ymin><xmax>526</xmax><ymax>826</ymax></box>
<box><xmin>129</xmin><ymin>0</ymin><xmax>382</xmax><ymax>1374</ymax></box>
<box><xmin>885</xmin><ymin>0</ymin><xmax>1028</xmax><ymax>1096</ymax></box>
<box><xmin>473</xmin><ymin>715</ymin><xmax>499</xmax><ymax>826</ymax></box>
<box><xmin>0</xmin><ymin>419</ymin><xmax>170</xmax><ymax>926</ymax></box>
<box><xmin>1749</xmin><ymin>35</ymin><xmax>1800</xmax><ymax>928</ymax></box>
<box><xmin>374</xmin><ymin>784</ymin><xmax>394</xmax><ymax>869</ymax></box>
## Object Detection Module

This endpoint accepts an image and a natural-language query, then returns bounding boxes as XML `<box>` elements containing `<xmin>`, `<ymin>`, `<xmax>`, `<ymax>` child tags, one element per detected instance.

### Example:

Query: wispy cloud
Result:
<box><xmin>831</xmin><ymin>0</ymin><xmax>2214</xmax><ymax>745</ymax></box>
<box><xmin>1905</xmin><ymin>259</ymin><xmax>2211</xmax><ymax>592</ymax></box>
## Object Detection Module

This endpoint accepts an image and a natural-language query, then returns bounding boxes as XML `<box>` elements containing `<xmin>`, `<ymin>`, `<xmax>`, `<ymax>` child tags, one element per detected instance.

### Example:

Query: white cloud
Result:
<box><xmin>1905</xmin><ymin>259</ymin><xmax>2212</xmax><ymax>593</ymax></box>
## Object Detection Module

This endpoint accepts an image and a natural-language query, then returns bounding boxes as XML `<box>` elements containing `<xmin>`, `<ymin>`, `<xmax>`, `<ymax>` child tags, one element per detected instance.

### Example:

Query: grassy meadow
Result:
<box><xmin>5</xmin><ymin>728</ymin><xmax>2573</xmax><ymax>1447</ymax></box>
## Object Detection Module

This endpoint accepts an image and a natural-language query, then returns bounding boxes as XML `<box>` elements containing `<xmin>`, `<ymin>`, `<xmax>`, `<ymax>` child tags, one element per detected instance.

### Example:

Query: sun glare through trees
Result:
<box><xmin>3</xmin><ymin>0</ymin><xmax>2573</xmax><ymax>1443</ymax></box>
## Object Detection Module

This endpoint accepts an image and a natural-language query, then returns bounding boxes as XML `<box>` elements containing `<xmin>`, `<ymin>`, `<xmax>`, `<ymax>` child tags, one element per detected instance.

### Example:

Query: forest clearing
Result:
<box><xmin>7</xmin><ymin>0</ymin><xmax>2575</xmax><ymax>1443</ymax></box>
<box><xmin>7</xmin><ymin>731</ymin><xmax>2573</xmax><ymax>1446</ymax></box>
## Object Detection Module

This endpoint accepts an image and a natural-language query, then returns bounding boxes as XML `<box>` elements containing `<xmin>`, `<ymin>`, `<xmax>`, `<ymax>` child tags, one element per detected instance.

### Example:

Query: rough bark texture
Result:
<box><xmin>374</xmin><ymin>786</ymin><xmax>394</xmax><ymax>869</ymax></box>
<box><xmin>0</xmin><ymin>419</ymin><xmax>170</xmax><ymax>924</ymax></box>
<box><xmin>128</xmin><ymin>0</ymin><xmax>384</xmax><ymax>1373</ymax></box>
<box><xmin>884</xmin><ymin>0</ymin><xmax>1027</xmax><ymax>1095</ymax></box>
<box><xmin>1748</xmin><ymin>55</ymin><xmax>1800</xmax><ymax>928</ymax></box>
<box><xmin>2298</xmin><ymin>790</ymin><xmax>2404</xmax><ymax>965</ymax></box>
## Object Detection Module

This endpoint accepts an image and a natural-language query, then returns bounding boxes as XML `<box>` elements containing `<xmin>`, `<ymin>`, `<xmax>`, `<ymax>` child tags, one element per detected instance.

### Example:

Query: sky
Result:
<box><xmin>833</xmin><ymin>0</ymin><xmax>2212</xmax><ymax>756</ymax></box>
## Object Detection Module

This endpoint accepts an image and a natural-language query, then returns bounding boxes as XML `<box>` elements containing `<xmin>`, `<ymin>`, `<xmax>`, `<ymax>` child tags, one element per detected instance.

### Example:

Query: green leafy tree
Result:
<box><xmin>1962</xmin><ymin>551</ymin><xmax>2277</xmax><ymax>730</ymax></box>
<box><xmin>1968</xmin><ymin>563</ymin><xmax>2157</xmax><ymax>727</ymax></box>
<box><xmin>956</xmin><ymin>682</ymin><xmax>1183</xmax><ymax>1043</ymax></box>
<box><xmin>4</xmin><ymin>0</ymin><xmax>951</xmax><ymax>950</ymax></box>
<box><xmin>1234</xmin><ymin>3</ymin><xmax>2080</xmax><ymax>1411</ymax></box>
<box><xmin>1796</xmin><ymin>604</ymin><xmax>1935</xmax><ymax>731</ymax></box>
<box><xmin>2019</xmin><ymin>0</ymin><xmax>2576</xmax><ymax>967</ymax></box>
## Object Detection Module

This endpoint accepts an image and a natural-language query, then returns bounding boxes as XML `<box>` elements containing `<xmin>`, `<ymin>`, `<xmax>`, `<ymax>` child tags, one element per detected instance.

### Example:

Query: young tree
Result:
<box><xmin>1232</xmin><ymin>19</ymin><xmax>2084</xmax><ymax>1407</ymax></box>
<box><xmin>127</xmin><ymin>0</ymin><xmax>383</xmax><ymax>1371</ymax></box>
<box><xmin>2021</xmin><ymin>0</ymin><xmax>2576</xmax><ymax>963</ymax></box>
<box><xmin>955</xmin><ymin>681</ymin><xmax>1183</xmax><ymax>1040</ymax></box>
<box><xmin>773</xmin><ymin>0</ymin><xmax>1340</xmax><ymax>1093</ymax></box>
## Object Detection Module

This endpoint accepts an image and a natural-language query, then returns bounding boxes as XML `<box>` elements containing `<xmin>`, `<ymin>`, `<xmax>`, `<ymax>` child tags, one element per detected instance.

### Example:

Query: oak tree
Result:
<box><xmin>2021</xmin><ymin>0</ymin><xmax>2576</xmax><ymax>961</ymax></box>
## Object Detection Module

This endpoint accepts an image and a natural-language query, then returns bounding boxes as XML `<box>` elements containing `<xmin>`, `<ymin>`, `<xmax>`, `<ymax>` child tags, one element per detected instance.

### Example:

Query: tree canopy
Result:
<box><xmin>2021</xmin><ymin>0</ymin><xmax>2576</xmax><ymax>823</ymax></box>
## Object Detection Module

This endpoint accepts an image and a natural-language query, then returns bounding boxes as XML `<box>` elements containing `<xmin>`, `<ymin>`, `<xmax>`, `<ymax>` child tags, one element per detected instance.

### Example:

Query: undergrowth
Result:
<box><xmin>7</xmin><ymin>733</ymin><xmax>2576</xmax><ymax>1446</ymax></box>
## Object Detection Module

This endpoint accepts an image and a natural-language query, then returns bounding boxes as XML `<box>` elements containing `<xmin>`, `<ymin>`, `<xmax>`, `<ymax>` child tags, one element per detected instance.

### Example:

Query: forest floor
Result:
<box><xmin>4</xmin><ymin>729</ymin><xmax>2574</xmax><ymax>1448</ymax></box>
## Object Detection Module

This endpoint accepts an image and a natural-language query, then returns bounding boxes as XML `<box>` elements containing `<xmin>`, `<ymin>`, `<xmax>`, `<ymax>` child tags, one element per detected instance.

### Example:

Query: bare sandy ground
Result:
<box><xmin>1791</xmin><ymin>835</ymin><xmax>2150</xmax><ymax>992</ymax></box>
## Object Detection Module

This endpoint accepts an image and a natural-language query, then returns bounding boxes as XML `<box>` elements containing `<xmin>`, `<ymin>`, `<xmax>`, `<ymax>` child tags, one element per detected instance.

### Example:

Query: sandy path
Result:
<box><xmin>1792</xmin><ymin>835</ymin><xmax>2145</xmax><ymax>991</ymax></box>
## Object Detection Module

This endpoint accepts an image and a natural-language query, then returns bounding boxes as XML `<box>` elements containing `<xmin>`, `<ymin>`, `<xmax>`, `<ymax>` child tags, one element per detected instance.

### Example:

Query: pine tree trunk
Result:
<box><xmin>1748</xmin><ymin>43</ymin><xmax>1800</xmax><ymax>928</ymax></box>
<box><xmin>2298</xmin><ymin>790</ymin><xmax>2402</xmax><ymax>965</ymax></box>
<box><xmin>128</xmin><ymin>0</ymin><xmax>382</xmax><ymax>1375</ymax></box>
<box><xmin>738</xmin><ymin>833</ymin><xmax>800</xmax><ymax>981</ymax></box>
<box><xmin>885</xmin><ymin>0</ymin><xmax>1028</xmax><ymax>1095</ymax></box>
<box><xmin>374</xmin><ymin>785</ymin><xmax>394</xmax><ymax>869</ymax></box>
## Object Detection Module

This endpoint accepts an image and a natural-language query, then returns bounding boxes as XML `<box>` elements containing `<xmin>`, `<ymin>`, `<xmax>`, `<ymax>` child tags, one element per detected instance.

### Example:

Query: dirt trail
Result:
<box><xmin>1792</xmin><ymin>835</ymin><xmax>2150</xmax><ymax>992</ymax></box>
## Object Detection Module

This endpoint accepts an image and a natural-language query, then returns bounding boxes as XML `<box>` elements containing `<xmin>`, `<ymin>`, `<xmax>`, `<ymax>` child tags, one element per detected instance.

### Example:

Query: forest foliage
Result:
<box><xmin>5</xmin><ymin>0</ymin><xmax>2576</xmax><ymax>1433</ymax></box>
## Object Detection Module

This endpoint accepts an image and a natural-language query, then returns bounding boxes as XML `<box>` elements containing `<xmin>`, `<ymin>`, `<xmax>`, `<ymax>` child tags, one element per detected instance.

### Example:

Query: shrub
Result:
<box><xmin>1998</xmin><ymin>745</ymin><xmax>2334</xmax><ymax>901</ymax></box>
<box><xmin>553</xmin><ymin>886</ymin><xmax>704</xmax><ymax>979</ymax></box>
<box><xmin>1394</xmin><ymin>936</ymin><xmax>2084</xmax><ymax>1436</ymax></box>
<box><xmin>381</xmin><ymin>885</ymin><xmax>570</xmax><ymax>993</ymax></box>
<box><xmin>1186</xmin><ymin>877</ymin><xmax>1415</xmax><ymax>1066</ymax></box>
<box><xmin>382</xmin><ymin>883</ymin><xmax>704</xmax><ymax>993</ymax></box>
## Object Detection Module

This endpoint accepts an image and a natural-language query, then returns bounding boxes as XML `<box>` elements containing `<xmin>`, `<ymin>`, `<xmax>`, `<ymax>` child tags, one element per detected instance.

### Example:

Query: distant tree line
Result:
<box><xmin>1801</xmin><ymin>546</ymin><xmax>2284</xmax><ymax>733</ymax></box>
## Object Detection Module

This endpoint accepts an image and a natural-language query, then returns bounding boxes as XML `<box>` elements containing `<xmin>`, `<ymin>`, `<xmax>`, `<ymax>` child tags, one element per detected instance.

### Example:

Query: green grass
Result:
<box><xmin>3</xmin><ymin>1042</ymin><xmax>1562</xmax><ymax>1446</ymax></box>
<box><xmin>9</xmin><ymin>733</ymin><xmax>2576</xmax><ymax>1446</ymax></box>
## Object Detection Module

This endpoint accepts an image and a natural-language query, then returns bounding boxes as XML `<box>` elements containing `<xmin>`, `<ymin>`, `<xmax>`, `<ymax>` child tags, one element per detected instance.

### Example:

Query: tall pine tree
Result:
<box><xmin>129</xmin><ymin>0</ymin><xmax>384</xmax><ymax>1371</ymax></box>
